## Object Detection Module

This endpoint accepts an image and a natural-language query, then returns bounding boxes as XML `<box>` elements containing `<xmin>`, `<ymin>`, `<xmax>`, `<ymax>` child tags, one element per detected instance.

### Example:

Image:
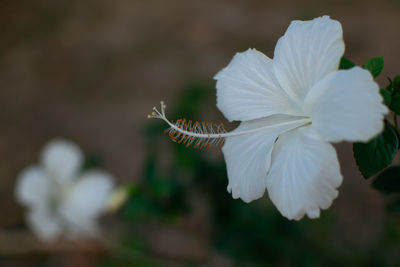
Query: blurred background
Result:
<box><xmin>1</xmin><ymin>0</ymin><xmax>400</xmax><ymax>266</ymax></box>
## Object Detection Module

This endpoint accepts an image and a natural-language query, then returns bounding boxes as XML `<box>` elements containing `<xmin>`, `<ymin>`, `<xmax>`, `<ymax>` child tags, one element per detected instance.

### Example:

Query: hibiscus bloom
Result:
<box><xmin>150</xmin><ymin>16</ymin><xmax>387</xmax><ymax>220</ymax></box>
<box><xmin>15</xmin><ymin>139</ymin><xmax>115</xmax><ymax>241</ymax></box>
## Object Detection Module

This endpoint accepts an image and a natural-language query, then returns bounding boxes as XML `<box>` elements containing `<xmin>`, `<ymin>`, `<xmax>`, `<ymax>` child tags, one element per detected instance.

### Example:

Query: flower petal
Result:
<box><xmin>304</xmin><ymin>67</ymin><xmax>388</xmax><ymax>142</ymax></box>
<box><xmin>40</xmin><ymin>139</ymin><xmax>83</xmax><ymax>184</ymax></box>
<box><xmin>215</xmin><ymin>48</ymin><xmax>302</xmax><ymax>122</ymax></box>
<box><xmin>15</xmin><ymin>166</ymin><xmax>51</xmax><ymax>210</ymax></box>
<box><xmin>27</xmin><ymin>210</ymin><xmax>62</xmax><ymax>241</ymax></box>
<box><xmin>273</xmin><ymin>16</ymin><xmax>344</xmax><ymax>103</ymax></box>
<box><xmin>223</xmin><ymin>114</ymin><xmax>309</xmax><ymax>202</ymax></box>
<box><xmin>59</xmin><ymin>170</ymin><xmax>115</xmax><ymax>235</ymax></box>
<box><xmin>266</xmin><ymin>127</ymin><xmax>343</xmax><ymax>220</ymax></box>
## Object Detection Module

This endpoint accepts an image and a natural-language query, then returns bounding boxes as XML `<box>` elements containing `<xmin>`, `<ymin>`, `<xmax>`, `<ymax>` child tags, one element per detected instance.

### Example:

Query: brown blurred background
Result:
<box><xmin>0</xmin><ymin>0</ymin><xmax>400</xmax><ymax>266</ymax></box>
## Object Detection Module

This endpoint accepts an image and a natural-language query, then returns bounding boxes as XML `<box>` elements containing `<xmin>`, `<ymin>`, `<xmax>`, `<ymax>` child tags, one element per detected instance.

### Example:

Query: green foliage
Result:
<box><xmin>339</xmin><ymin>57</ymin><xmax>355</xmax><ymax>70</ymax></box>
<box><xmin>380</xmin><ymin>88</ymin><xmax>392</xmax><ymax>106</ymax></box>
<box><xmin>353</xmin><ymin>123</ymin><xmax>398</xmax><ymax>179</ymax></box>
<box><xmin>171</xmin><ymin>81</ymin><xmax>213</xmax><ymax>119</ymax></box>
<box><xmin>339</xmin><ymin>56</ymin><xmax>384</xmax><ymax>78</ymax></box>
<box><xmin>121</xmin><ymin>82</ymin><xmax>214</xmax><ymax>223</ymax></box>
<box><xmin>389</xmin><ymin>91</ymin><xmax>400</xmax><ymax>114</ymax></box>
<box><xmin>82</xmin><ymin>154</ymin><xmax>103</xmax><ymax>170</ymax></box>
<box><xmin>372</xmin><ymin>166</ymin><xmax>400</xmax><ymax>194</ymax></box>
<box><xmin>392</xmin><ymin>75</ymin><xmax>400</xmax><ymax>91</ymax></box>
<box><xmin>120</xmin><ymin>153</ymin><xmax>188</xmax><ymax>222</ymax></box>
<box><xmin>386</xmin><ymin>197</ymin><xmax>400</xmax><ymax>213</ymax></box>
<box><xmin>362</xmin><ymin>57</ymin><xmax>384</xmax><ymax>78</ymax></box>
<box><xmin>383</xmin><ymin>75</ymin><xmax>400</xmax><ymax>114</ymax></box>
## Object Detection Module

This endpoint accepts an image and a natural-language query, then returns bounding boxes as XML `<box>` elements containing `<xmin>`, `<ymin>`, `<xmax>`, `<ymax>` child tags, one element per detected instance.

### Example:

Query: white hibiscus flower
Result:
<box><xmin>149</xmin><ymin>16</ymin><xmax>388</xmax><ymax>220</ymax></box>
<box><xmin>15</xmin><ymin>139</ymin><xmax>115</xmax><ymax>241</ymax></box>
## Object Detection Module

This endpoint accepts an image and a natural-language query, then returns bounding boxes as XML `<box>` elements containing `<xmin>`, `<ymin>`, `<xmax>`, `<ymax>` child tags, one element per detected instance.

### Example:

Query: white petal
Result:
<box><xmin>273</xmin><ymin>16</ymin><xmax>344</xmax><ymax>102</ymax></box>
<box><xmin>266</xmin><ymin>127</ymin><xmax>343</xmax><ymax>220</ymax></box>
<box><xmin>27</xmin><ymin>210</ymin><xmax>62</xmax><ymax>241</ymax></box>
<box><xmin>59</xmin><ymin>170</ymin><xmax>115</xmax><ymax>235</ymax></box>
<box><xmin>15</xmin><ymin>166</ymin><xmax>51</xmax><ymax>210</ymax></box>
<box><xmin>223</xmin><ymin>114</ymin><xmax>309</xmax><ymax>203</ymax></box>
<box><xmin>40</xmin><ymin>139</ymin><xmax>83</xmax><ymax>184</ymax></box>
<box><xmin>304</xmin><ymin>67</ymin><xmax>388</xmax><ymax>142</ymax></box>
<box><xmin>215</xmin><ymin>48</ymin><xmax>302</xmax><ymax>122</ymax></box>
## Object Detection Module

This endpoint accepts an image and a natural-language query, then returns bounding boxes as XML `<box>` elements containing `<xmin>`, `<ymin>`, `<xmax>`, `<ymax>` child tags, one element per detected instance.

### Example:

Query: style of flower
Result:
<box><xmin>149</xmin><ymin>16</ymin><xmax>387</xmax><ymax>220</ymax></box>
<box><xmin>15</xmin><ymin>139</ymin><xmax>115</xmax><ymax>241</ymax></box>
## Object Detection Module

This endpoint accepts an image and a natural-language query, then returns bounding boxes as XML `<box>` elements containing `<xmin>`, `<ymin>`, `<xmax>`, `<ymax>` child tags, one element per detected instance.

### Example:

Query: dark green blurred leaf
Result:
<box><xmin>121</xmin><ymin>144</ymin><xmax>190</xmax><ymax>223</ymax></box>
<box><xmin>354</xmin><ymin>123</ymin><xmax>398</xmax><ymax>178</ymax></box>
<box><xmin>143</xmin><ymin>153</ymin><xmax>157</xmax><ymax>183</ymax></box>
<box><xmin>380</xmin><ymin>88</ymin><xmax>392</xmax><ymax>106</ymax></box>
<box><xmin>372</xmin><ymin>166</ymin><xmax>400</xmax><ymax>193</ymax></box>
<box><xmin>392</xmin><ymin>75</ymin><xmax>400</xmax><ymax>92</ymax></box>
<box><xmin>121</xmin><ymin>194</ymin><xmax>156</xmax><ymax>221</ymax></box>
<box><xmin>339</xmin><ymin>57</ymin><xmax>355</xmax><ymax>70</ymax></box>
<box><xmin>149</xmin><ymin>177</ymin><xmax>177</xmax><ymax>199</ymax></box>
<box><xmin>82</xmin><ymin>154</ymin><xmax>103</xmax><ymax>170</ymax></box>
<box><xmin>172</xmin><ymin>143</ymin><xmax>201</xmax><ymax>171</ymax></box>
<box><xmin>171</xmin><ymin>81</ymin><xmax>213</xmax><ymax>118</ymax></box>
<box><xmin>389</xmin><ymin>91</ymin><xmax>400</xmax><ymax>114</ymax></box>
<box><xmin>386</xmin><ymin>197</ymin><xmax>400</xmax><ymax>213</ymax></box>
<box><xmin>362</xmin><ymin>57</ymin><xmax>384</xmax><ymax>78</ymax></box>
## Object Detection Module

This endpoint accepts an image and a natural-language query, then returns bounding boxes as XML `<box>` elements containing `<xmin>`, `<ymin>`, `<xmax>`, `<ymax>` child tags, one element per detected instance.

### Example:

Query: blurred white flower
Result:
<box><xmin>150</xmin><ymin>16</ymin><xmax>388</xmax><ymax>220</ymax></box>
<box><xmin>15</xmin><ymin>139</ymin><xmax>115</xmax><ymax>241</ymax></box>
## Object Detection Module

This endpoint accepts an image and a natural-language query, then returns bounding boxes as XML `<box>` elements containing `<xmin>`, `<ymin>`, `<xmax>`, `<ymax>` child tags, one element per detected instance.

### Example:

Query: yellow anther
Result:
<box><xmin>152</xmin><ymin>112</ymin><xmax>156</xmax><ymax>116</ymax></box>
<box><xmin>147</xmin><ymin>115</ymin><xmax>151</xmax><ymax>119</ymax></box>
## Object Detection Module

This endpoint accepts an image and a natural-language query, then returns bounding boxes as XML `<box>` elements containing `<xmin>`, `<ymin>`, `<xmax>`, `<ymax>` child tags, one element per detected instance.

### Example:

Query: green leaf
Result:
<box><xmin>386</xmin><ymin>197</ymin><xmax>400</xmax><ymax>213</ymax></box>
<box><xmin>362</xmin><ymin>57</ymin><xmax>384</xmax><ymax>78</ymax></box>
<box><xmin>386</xmin><ymin>75</ymin><xmax>400</xmax><ymax>114</ymax></box>
<box><xmin>372</xmin><ymin>166</ymin><xmax>400</xmax><ymax>194</ymax></box>
<box><xmin>82</xmin><ymin>154</ymin><xmax>103</xmax><ymax>170</ymax></box>
<box><xmin>353</xmin><ymin>123</ymin><xmax>398</xmax><ymax>178</ymax></box>
<box><xmin>389</xmin><ymin>91</ymin><xmax>400</xmax><ymax>114</ymax></box>
<box><xmin>380</xmin><ymin>88</ymin><xmax>392</xmax><ymax>106</ymax></box>
<box><xmin>393</xmin><ymin>75</ymin><xmax>400</xmax><ymax>92</ymax></box>
<box><xmin>339</xmin><ymin>57</ymin><xmax>355</xmax><ymax>70</ymax></box>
